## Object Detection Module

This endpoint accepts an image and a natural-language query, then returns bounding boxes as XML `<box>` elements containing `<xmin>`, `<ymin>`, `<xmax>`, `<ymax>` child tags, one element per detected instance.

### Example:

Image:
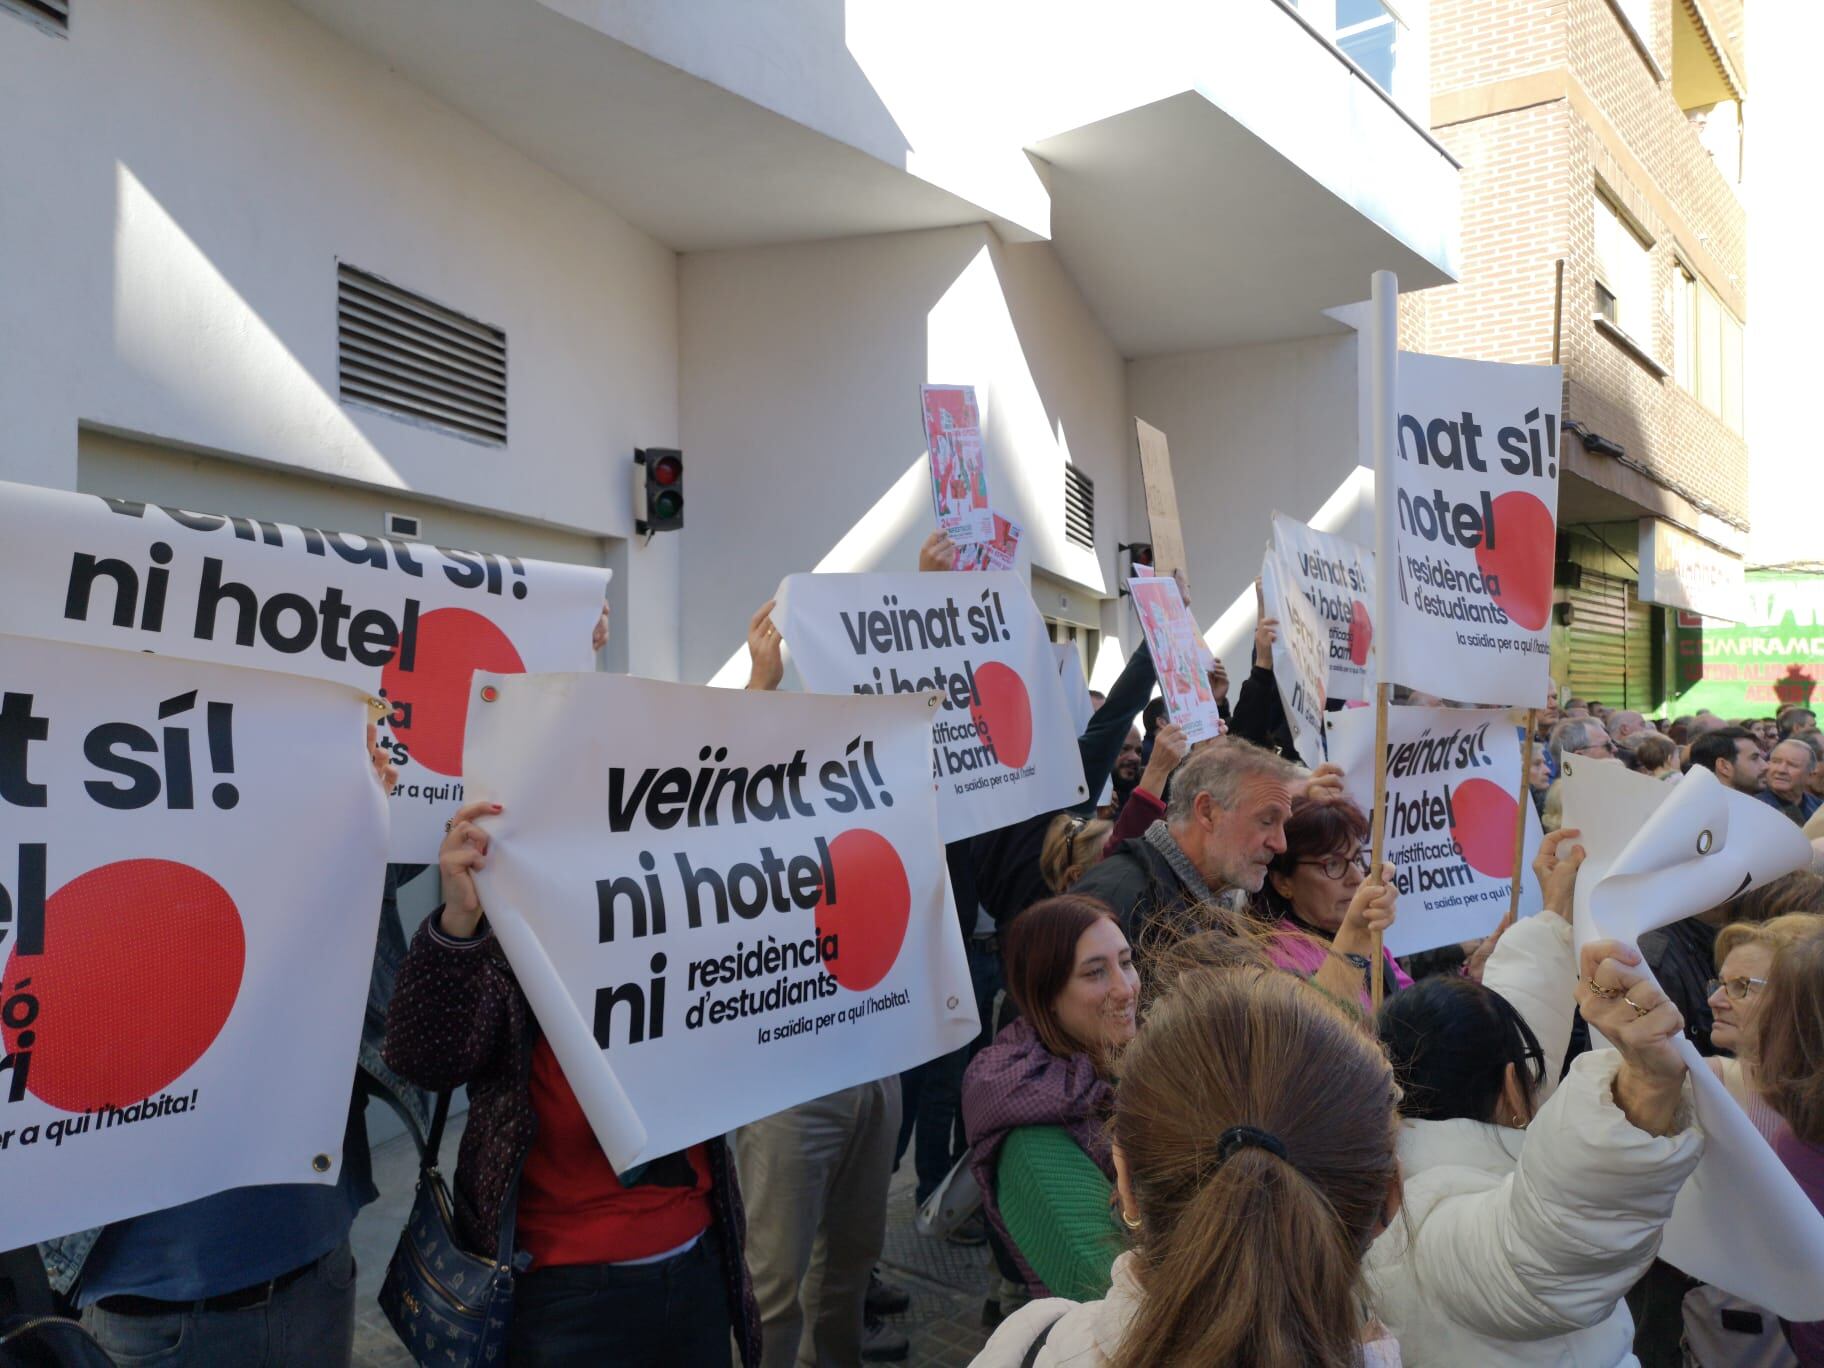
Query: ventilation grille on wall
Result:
<box><xmin>1064</xmin><ymin>463</ymin><xmax>1095</xmax><ymax>549</ymax></box>
<box><xmin>337</xmin><ymin>263</ymin><xmax>507</xmax><ymax>445</ymax></box>
<box><xmin>2</xmin><ymin>0</ymin><xmax>69</xmax><ymax>35</ymax></box>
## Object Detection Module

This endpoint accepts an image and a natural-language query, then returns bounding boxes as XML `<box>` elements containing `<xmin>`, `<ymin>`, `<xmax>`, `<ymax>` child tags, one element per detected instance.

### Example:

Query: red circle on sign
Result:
<box><xmin>381</xmin><ymin>607</ymin><xmax>525</xmax><ymax>777</ymax></box>
<box><xmin>968</xmin><ymin>662</ymin><xmax>1032</xmax><ymax>769</ymax></box>
<box><xmin>1473</xmin><ymin>491</ymin><xmax>1555</xmax><ymax>632</ymax></box>
<box><xmin>1348</xmin><ymin>600</ymin><xmax>1373</xmax><ymax>667</ymax></box>
<box><xmin>2</xmin><ymin>860</ymin><xmax>244</xmax><ymax>1112</ymax></box>
<box><xmin>816</xmin><ymin>830</ymin><xmax>912</xmax><ymax>993</ymax></box>
<box><xmin>1450</xmin><ymin>778</ymin><xmax>1520</xmax><ymax>880</ymax></box>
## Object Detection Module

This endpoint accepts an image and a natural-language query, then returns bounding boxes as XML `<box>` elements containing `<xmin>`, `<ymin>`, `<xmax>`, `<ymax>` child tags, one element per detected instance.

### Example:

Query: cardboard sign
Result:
<box><xmin>1270</xmin><ymin>512</ymin><xmax>1376</xmax><ymax>704</ymax></box>
<box><xmin>956</xmin><ymin>514</ymin><xmax>1022</xmax><ymax>572</ymax></box>
<box><xmin>1052</xmin><ymin>643</ymin><xmax>1095</xmax><ymax>739</ymax></box>
<box><xmin>1384</xmin><ymin>354</ymin><xmax>1562</xmax><ymax>705</ymax></box>
<box><xmin>1134</xmin><ymin>419</ymin><xmax>1189</xmax><ymax>587</ymax></box>
<box><xmin>1328</xmin><ymin>705</ymin><xmax>1542</xmax><ymax>955</ymax></box>
<box><xmin>1558</xmin><ymin>756</ymin><xmax>1824</xmax><ymax>1319</ymax></box>
<box><xmin>921</xmin><ymin>386</ymin><xmax>995</xmax><ymax>545</ymax></box>
<box><xmin>0</xmin><ymin>479</ymin><xmax>608</xmax><ymax>859</ymax></box>
<box><xmin>1128</xmin><ymin>576</ymin><xmax>1221</xmax><ymax>743</ymax></box>
<box><xmin>0</xmin><ymin>636</ymin><xmax>386</xmax><ymax>1249</ymax></box>
<box><xmin>460</xmin><ymin>672</ymin><xmax>977</xmax><ymax>1170</ymax></box>
<box><xmin>773</xmin><ymin>572</ymin><xmax>1087</xmax><ymax>843</ymax></box>
<box><xmin>1260</xmin><ymin>544</ymin><xmax>1330</xmax><ymax>765</ymax></box>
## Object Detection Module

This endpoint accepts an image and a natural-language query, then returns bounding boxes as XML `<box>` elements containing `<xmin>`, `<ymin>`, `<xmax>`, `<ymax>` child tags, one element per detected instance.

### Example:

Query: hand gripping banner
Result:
<box><xmin>460</xmin><ymin>672</ymin><xmax>977</xmax><ymax>1171</ymax></box>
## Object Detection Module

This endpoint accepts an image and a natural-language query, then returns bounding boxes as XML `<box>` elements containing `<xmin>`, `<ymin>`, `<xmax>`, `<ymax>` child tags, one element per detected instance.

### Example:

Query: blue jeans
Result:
<box><xmin>82</xmin><ymin>1240</ymin><xmax>356</xmax><ymax>1367</ymax></box>
<box><xmin>508</xmin><ymin>1227</ymin><xmax>731</xmax><ymax>1367</ymax></box>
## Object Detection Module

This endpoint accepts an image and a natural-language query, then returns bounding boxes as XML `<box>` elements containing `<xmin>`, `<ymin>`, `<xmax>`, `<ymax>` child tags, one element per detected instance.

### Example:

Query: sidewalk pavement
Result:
<box><xmin>349</xmin><ymin>1113</ymin><xmax>995</xmax><ymax>1367</ymax></box>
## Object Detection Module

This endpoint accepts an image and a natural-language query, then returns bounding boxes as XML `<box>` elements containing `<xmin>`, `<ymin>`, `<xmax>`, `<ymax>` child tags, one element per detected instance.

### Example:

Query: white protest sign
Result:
<box><xmin>922</xmin><ymin>386</ymin><xmax>995</xmax><ymax>545</ymax></box>
<box><xmin>1328</xmin><ymin>705</ymin><xmax>1542</xmax><ymax>955</ymax></box>
<box><xmin>0</xmin><ymin>635</ymin><xmax>386</xmax><ymax>1250</ymax></box>
<box><xmin>460</xmin><ymin>672</ymin><xmax>977</xmax><ymax>1170</ymax></box>
<box><xmin>1557</xmin><ymin>755</ymin><xmax>1824</xmax><ymax>1318</ymax></box>
<box><xmin>1560</xmin><ymin>757</ymin><xmax>1813</xmax><ymax>956</ymax></box>
<box><xmin>1260</xmin><ymin>545</ymin><xmax>1330</xmax><ymax>765</ymax></box>
<box><xmin>1385</xmin><ymin>353</ymin><xmax>1561</xmax><ymax>705</ymax></box>
<box><xmin>1128</xmin><ymin>576</ymin><xmax>1222</xmax><ymax>743</ymax></box>
<box><xmin>956</xmin><ymin>514</ymin><xmax>1022</xmax><ymax>572</ymax></box>
<box><xmin>773</xmin><ymin>572</ymin><xmax>1087</xmax><ymax>844</ymax></box>
<box><xmin>1052</xmin><ymin>643</ymin><xmax>1095</xmax><ymax>739</ymax></box>
<box><xmin>0</xmin><ymin>479</ymin><xmax>608</xmax><ymax>860</ymax></box>
<box><xmin>1270</xmin><ymin>512</ymin><xmax>1376</xmax><ymax>703</ymax></box>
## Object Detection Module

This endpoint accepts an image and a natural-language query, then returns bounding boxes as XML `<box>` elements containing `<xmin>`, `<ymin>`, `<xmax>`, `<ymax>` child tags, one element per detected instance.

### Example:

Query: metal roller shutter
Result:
<box><xmin>1568</xmin><ymin>569</ymin><xmax>1657</xmax><ymax>710</ymax></box>
<box><xmin>1568</xmin><ymin>570</ymin><xmax>1629</xmax><ymax>709</ymax></box>
<box><xmin>1624</xmin><ymin>593</ymin><xmax>1657</xmax><ymax>711</ymax></box>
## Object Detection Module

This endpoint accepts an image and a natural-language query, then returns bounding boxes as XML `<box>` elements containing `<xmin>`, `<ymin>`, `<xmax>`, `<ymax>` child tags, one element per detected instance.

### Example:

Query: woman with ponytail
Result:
<box><xmin>972</xmin><ymin>963</ymin><xmax>1404</xmax><ymax>1367</ymax></box>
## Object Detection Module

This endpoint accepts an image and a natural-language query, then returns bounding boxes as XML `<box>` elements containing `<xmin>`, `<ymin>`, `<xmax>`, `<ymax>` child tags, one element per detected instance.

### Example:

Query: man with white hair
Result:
<box><xmin>1606</xmin><ymin>710</ymin><xmax>1647</xmax><ymax>744</ymax></box>
<box><xmin>1761</xmin><ymin>738</ymin><xmax>1823</xmax><ymax>826</ymax></box>
<box><xmin>1072</xmin><ymin>737</ymin><xmax>1318</xmax><ymax>954</ymax></box>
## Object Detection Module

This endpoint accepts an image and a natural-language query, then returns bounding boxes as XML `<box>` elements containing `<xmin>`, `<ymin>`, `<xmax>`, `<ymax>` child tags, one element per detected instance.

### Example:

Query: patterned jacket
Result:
<box><xmin>383</xmin><ymin>914</ymin><xmax>762</xmax><ymax>1366</ymax></box>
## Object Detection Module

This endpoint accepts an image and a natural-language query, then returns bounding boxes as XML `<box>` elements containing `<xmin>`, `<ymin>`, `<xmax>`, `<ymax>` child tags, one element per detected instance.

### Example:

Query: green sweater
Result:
<box><xmin>995</xmin><ymin>1124</ymin><xmax>1124</xmax><ymax>1301</ymax></box>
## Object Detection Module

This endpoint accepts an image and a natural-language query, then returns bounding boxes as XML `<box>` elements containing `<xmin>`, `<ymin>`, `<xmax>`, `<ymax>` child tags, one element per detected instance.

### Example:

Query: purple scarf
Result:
<box><xmin>961</xmin><ymin>1017</ymin><xmax>1116</xmax><ymax>1297</ymax></box>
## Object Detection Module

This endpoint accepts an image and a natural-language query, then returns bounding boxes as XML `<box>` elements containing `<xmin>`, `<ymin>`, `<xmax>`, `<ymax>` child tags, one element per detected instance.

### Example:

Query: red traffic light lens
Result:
<box><xmin>652</xmin><ymin>456</ymin><xmax>682</xmax><ymax>485</ymax></box>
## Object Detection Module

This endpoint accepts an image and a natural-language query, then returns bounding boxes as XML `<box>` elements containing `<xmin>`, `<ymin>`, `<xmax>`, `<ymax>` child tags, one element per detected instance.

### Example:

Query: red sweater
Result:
<box><xmin>515</xmin><ymin>1037</ymin><xmax>713</xmax><ymax>1268</ymax></box>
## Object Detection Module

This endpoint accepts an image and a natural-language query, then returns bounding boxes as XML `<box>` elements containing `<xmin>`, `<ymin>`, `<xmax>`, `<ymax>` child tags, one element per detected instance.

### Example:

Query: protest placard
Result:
<box><xmin>460</xmin><ymin>672</ymin><xmax>977</xmax><ymax>1170</ymax></box>
<box><xmin>1558</xmin><ymin>755</ymin><xmax>1824</xmax><ymax>1318</ymax></box>
<box><xmin>1327</xmin><ymin>704</ymin><xmax>1542</xmax><ymax>955</ymax></box>
<box><xmin>1134</xmin><ymin>419</ymin><xmax>1189</xmax><ymax>586</ymax></box>
<box><xmin>1270</xmin><ymin>512</ymin><xmax>1376</xmax><ymax>704</ymax></box>
<box><xmin>0</xmin><ymin>479</ymin><xmax>608</xmax><ymax>860</ymax></box>
<box><xmin>773</xmin><ymin>572</ymin><xmax>1087</xmax><ymax>844</ymax></box>
<box><xmin>921</xmin><ymin>386</ymin><xmax>995</xmax><ymax>545</ymax></box>
<box><xmin>1128</xmin><ymin>576</ymin><xmax>1221</xmax><ymax>742</ymax></box>
<box><xmin>0</xmin><ymin>635</ymin><xmax>386</xmax><ymax>1250</ymax></box>
<box><xmin>1052</xmin><ymin>643</ymin><xmax>1095</xmax><ymax>739</ymax></box>
<box><xmin>1383</xmin><ymin>353</ymin><xmax>1562</xmax><ymax>705</ymax></box>
<box><xmin>1259</xmin><ymin>544</ymin><xmax>1330</xmax><ymax>764</ymax></box>
<box><xmin>956</xmin><ymin>513</ymin><xmax>1022</xmax><ymax>572</ymax></box>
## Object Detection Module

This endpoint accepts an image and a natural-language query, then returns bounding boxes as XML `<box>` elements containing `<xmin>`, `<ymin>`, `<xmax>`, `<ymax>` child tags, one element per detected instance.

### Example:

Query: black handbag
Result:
<box><xmin>378</xmin><ymin>1092</ymin><xmax>525</xmax><ymax>1367</ymax></box>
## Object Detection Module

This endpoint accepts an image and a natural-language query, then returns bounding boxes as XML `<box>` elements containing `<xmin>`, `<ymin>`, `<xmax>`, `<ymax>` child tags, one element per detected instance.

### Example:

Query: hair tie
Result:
<box><xmin>1215</xmin><ymin>1125</ymin><xmax>1288</xmax><ymax>1166</ymax></box>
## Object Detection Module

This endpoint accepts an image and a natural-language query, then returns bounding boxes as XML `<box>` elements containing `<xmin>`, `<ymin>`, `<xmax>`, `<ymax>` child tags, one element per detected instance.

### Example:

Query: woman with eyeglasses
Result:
<box><xmin>1749</xmin><ymin>918</ymin><xmax>1824</xmax><ymax>1363</ymax></box>
<box><xmin>1705</xmin><ymin>916</ymin><xmax>1824</xmax><ymax>1143</ymax></box>
<box><xmin>1255</xmin><ymin>797</ymin><xmax>1411</xmax><ymax>1011</ymax></box>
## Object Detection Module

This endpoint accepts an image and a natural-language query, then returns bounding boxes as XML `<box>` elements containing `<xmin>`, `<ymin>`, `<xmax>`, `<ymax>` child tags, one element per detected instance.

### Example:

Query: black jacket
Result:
<box><xmin>972</xmin><ymin>640</ymin><xmax>1157</xmax><ymax>930</ymax></box>
<box><xmin>1069</xmin><ymin>835</ymin><xmax>1199</xmax><ymax>955</ymax></box>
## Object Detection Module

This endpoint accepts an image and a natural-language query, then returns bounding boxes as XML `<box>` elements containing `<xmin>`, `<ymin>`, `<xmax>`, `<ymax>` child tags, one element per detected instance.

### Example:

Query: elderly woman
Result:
<box><xmin>1255</xmin><ymin>797</ymin><xmax>1409</xmax><ymax>1011</ymax></box>
<box><xmin>962</xmin><ymin>896</ymin><xmax>1138</xmax><ymax>1302</ymax></box>
<box><xmin>1707</xmin><ymin>913</ymin><xmax>1824</xmax><ymax>1142</ymax></box>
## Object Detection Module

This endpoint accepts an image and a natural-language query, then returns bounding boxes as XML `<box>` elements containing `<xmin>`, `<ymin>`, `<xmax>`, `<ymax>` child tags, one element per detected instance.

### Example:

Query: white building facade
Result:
<box><xmin>1</xmin><ymin>0</ymin><xmax>1459</xmax><ymax>687</ymax></box>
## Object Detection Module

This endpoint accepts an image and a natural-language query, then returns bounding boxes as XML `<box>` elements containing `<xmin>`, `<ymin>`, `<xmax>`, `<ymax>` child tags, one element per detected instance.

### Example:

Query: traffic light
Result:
<box><xmin>634</xmin><ymin>448</ymin><xmax>683</xmax><ymax>534</ymax></box>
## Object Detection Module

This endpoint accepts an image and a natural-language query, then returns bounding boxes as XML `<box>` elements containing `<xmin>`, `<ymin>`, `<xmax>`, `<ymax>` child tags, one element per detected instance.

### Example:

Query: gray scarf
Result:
<box><xmin>1143</xmin><ymin>819</ymin><xmax>1217</xmax><ymax>906</ymax></box>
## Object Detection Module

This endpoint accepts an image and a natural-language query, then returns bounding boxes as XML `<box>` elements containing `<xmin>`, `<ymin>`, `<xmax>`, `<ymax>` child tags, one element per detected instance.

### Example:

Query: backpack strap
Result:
<box><xmin>1019</xmin><ymin>1313</ymin><xmax>1065</xmax><ymax>1368</ymax></box>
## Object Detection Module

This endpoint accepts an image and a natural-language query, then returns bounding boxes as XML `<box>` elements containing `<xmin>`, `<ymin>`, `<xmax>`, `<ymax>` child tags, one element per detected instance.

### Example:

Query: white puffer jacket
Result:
<box><xmin>972</xmin><ymin>1253</ymin><xmax>1403</xmax><ymax>1366</ymax></box>
<box><xmin>970</xmin><ymin>1252</ymin><xmax>1137</xmax><ymax>1367</ymax></box>
<box><xmin>1366</xmin><ymin>908</ymin><xmax>1706</xmax><ymax>1367</ymax></box>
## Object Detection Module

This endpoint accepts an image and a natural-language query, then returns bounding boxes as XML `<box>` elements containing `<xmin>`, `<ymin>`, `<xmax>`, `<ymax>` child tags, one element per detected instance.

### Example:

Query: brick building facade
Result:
<box><xmin>1414</xmin><ymin>0</ymin><xmax>1749</xmax><ymax>712</ymax></box>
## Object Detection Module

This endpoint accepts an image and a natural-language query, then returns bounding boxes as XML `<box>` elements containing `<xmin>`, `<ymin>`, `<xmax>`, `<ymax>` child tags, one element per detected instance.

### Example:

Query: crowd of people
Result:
<box><xmin>13</xmin><ymin>535</ymin><xmax>1824</xmax><ymax>1368</ymax></box>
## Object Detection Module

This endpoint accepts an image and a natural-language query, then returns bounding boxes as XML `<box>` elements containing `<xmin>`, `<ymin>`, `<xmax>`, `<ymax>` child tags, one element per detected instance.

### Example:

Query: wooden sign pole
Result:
<box><xmin>1367</xmin><ymin>681</ymin><xmax>1393</xmax><ymax>1011</ymax></box>
<box><xmin>1367</xmin><ymin>270</ymin><xmax>1399</xmax><ymax>1013</ymax></box>
<box><xmin>1508</xmin><ymin>710</ymin><xmax>1539</xmax><ymax>921</ymax></box>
